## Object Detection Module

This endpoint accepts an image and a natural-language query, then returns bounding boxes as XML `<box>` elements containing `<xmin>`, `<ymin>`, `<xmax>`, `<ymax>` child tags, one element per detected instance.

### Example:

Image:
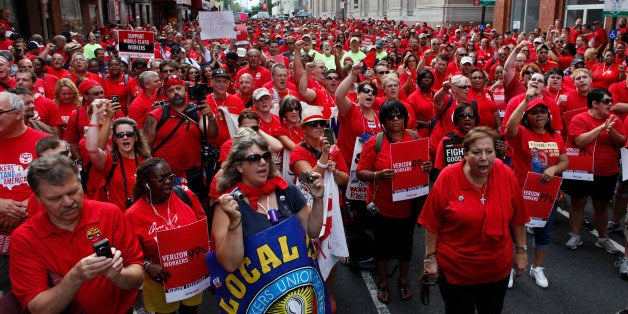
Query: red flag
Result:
<box><xmin>262</xmin><ymin>1</ymin><xmax>267</xmax><ymax>9</ymax></box>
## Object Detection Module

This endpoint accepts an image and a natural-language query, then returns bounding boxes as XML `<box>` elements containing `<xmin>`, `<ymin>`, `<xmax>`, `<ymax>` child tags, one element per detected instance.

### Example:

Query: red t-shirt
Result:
<box><xmin>9</xmin><ymin>199</ymin><xmax>143</xmax><ymax>313</ymax></box>
<box><xmin>103</xmin><ymin>75</ymin><xmax>136</xmax><ymax>115</ymax></box>
<box><xmin>259</xmin><ymin>114</ymin><xmax>282</xmax><ymax>135</ymax></box>
<box><xmin>590</xmin><ymin>63</ymin><xmax>622</xmax><ymax>90</ymax></box>
<box><xmin>508</xmin><ymin>126</ymin><xmax>566</xmax><ymax>186</ymax></box>
<box><xmin>418</xmin><ymin>159</ymin><xmax>528</xmax><ymax>285</ymax></box>
<box><xmin>57</xmin><ymin>102</ymin><xmax>78</xmax><ymax>140</ymax></box>
<box><xmin>234</xmin><ymin>66</ymin><xmax>272</xmax><ymax>90</ymax></box>
<box><xmin>64</xmin><ymin>105</ymin><xmax>124</xmax><ymax>144</ymax></box>
<box><xmin>0</xmin><ymin>128</ymin><xmax>49</xmax><ymax>202</ymax></box>
<box><xmin>128</xmin><ymin>91</ymin><xmax>155</xmax><ymax>129</ymax></box>
<box><xmin>407</xmin><ymin>89</ymin><xmax>435</xmax><ymax>138</ymax></box>
<box><xmin>95</xmin><ymin>153</ymin><xmax>145</xmax><ymax>211</ymax></box>
<box><xmin>336</xmin><ymin>105</ymin><xmax>382</xmax><ymax>166</ymax></box>
<box><xmin>559</xmin><ymin>90</ymin><xmax>588</xmax><ymax>117</ymax></box>
<box><xmin>504</xmin><ymin>76</ymin><xmax>526</xmax><ymax>104</ymax></box>
<box><xmin>468</xmin><ymin>88</ymin><xmax>497</xmax><ymax>129</ymax></box>
<box><xmin>33</xmin><ymin>95</ymin><xmax>63</xmax><ymax>128</ymax></box>
<box><xmin>206</xmin><ymin>94</ymin><xmax>245</xmax><ymax>147</ymax></box>
<box><xmin>275</xmin><ymin>124</ymin><xmax>305</xmax><ymax>145</ymax></box>
<box><xmin>429</xmin><ymin>95</ymin><xmax>461</xmax><ymax>160</ymax></box>
<box><xmin>40</xmin><ymin>73</ymin><xmax>60</xmax><ymax>100</ymax></box>
<box><xmin>609</xmin><ymin>80</ymin><xmax>628</xmax><ymax>121</ymax></box>
<box><xmin>356</xmin><ymin>131</ymin><xmax>417</xmax><ymax>218</ymax></box>
<box><xmin>45</xmin><ymin>66</ymin><xmax>69</xmax><ymax>80</ymax></box>
<box><xmin>568</xmin><ymin>111</ymin><xmax>626</xmax><ymax>176</ymax></box>
<box><xmin>0</xmin><ymin>77</ymin><xmax>16</xmax><ymax>92</ymax></box>
<box><xmin>148</xmin><ymin>106</ymin><xmax>202</xmax><ymax>175</ymax></box>
<box><xmin>502</xmin><ymin>94</ymin><xmax>564</xmax><ymax>133</ymax></box>
<box><xmin>124</xmin><ymin>190</ymin><xmax>206</xmax><ymax>263</ymax></box>
<box><xmin>69</xmin><ymin>72</ymin><xmax>104</xmax><ymax>87</ymax></box>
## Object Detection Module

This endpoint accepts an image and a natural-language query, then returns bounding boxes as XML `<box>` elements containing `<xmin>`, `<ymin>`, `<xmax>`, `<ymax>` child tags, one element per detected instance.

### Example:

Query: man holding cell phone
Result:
<box><xmin>9</xmin><ymin>154</ymin><xmax>144</xmax><ymax>313</ymax></box>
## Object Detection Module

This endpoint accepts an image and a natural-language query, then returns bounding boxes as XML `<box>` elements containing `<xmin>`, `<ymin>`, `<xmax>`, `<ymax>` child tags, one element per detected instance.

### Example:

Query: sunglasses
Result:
<box><xmin>458</xmin><ymin>113</ymin><xmax>476</xmax><ymax>119</ymax></box>
<box><xmin>599</xmin><ymin>98</ymin><xmax>613</xmax><ymax>104</ymax></box>
<box><xmin>361</xmin><ymin>87</ymin><xmax>377</xmax><ymax>95</ymax></box>
<box><xmin>455</xmin><ymin>85</ymin><xmax>471</xmax><ymax>89</ymax></box>
<box><xmin>386</xmin><ymin>113</ymin><xmax>403</xmax><ymax>120</ymax></box>
<box><xmin>325</xmin><ymin>76</ymin><xmax>339</xmax><ymax>81</ymax></box>
<box><xmin>150</xmin><ymin>173</ymin><xmax>175</xmax><ymax>183</ymax></box>
<box><xmin>246</xmin><ymin>125</ymin><xmax>260</xmax><ymax>132</ymax></box>
<box><xmin>242</xmin><ymin>151</ymin><xmax>272</xmax><ymax>164</ymax></box>
<box><xmin>525</xmin><ymin>70</ymin><xmax>536</xmax><ymax>75</ymax></box>
<box><xmin>286</xmin><ymin>106</ymin><xmax>300</xmax><ymax>112</ymax></box>
<box><xmin>114</xmin><ymin>131</ymin><xmax>136</xmax><ymax>139</ymax></box>
<box><xmin>377</xmin><ymin>71</ymin><xmax>388</xmax><ymax>75</ymax></box>
<box><xmin>305</xmin><ymin>120</ymin><xmax>327</xmax><ymax>128</ymax></box>
<box><xmin>528</xmin><ymin>108</ymin><xmax>548</xmax><ymax>115</ymax></box>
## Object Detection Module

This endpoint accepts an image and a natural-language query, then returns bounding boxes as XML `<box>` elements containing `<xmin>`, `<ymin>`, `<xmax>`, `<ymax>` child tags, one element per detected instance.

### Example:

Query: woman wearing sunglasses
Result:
<box><xmin>125</xmin><ymin>158</ymin><xmax>207</xmax><ymax>313</ymax></box>
<box><xmin>335</xmin><ymin>62</ymin><xmax>382</xmax><ymax>171</ymax></box>
<box><xmin>429</xmin><ymin>74</ymin><xmax>472</xmax><ymax>162</ymax></box>
<box><xmin>505</xmin><ymin>96</ymin><xmax>569</xmax><ymax>288</ymax></box>
<box><xmin>86</xmin><ymin>100</ymin><xmax>150</xmax><ymax>210</ymax></box>
<box><xmin>434</xmin><ymin>103</ymin><xmax>479</xmax><ymax>177</ymax></box>
<box><xmin>275</xmin><ymin>96</ymin><xmax>304</xmax><ymax>151</ymax></box>
<box><xmin>211</xmin><ymin>133</ymin><xmax>327</xmax><ymax>306</ymax></box>
<box><xmin>356</xmin><ymin>100</ymin><xmax>432</xmax><ymax>303</ymax></box>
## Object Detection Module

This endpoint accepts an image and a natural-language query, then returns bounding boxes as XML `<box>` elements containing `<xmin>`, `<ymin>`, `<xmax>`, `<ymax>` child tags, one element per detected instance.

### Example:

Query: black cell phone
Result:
<box><xmin>298</xmin><ymin>171</ymin><xmax>315</xmax><ymax>184</ymax></box>
<box><xmin>324</xmin><ymin>128</ymin><xmax>335</xmax><ymax>145</ymax></box>
<box><xmin>93</xmin><ymin>238</ymin><xmax>113</xmax><ymax>258</ymax></box>
<box><xmin>111</xmin><ymin>95</ymin><xmax>119</xmax><ymax>102</ymax></box>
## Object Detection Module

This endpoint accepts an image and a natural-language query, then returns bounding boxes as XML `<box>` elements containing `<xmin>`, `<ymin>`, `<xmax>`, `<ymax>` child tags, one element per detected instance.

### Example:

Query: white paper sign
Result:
<box><xmin>198</xmin><ymin>11</ymin><xmax>236</xmax><ymax>40</ymax></box>
<box><xmin>621</xmin><ymin>147</ymin><xmax>628</xmax><ymax>181</ymax></box>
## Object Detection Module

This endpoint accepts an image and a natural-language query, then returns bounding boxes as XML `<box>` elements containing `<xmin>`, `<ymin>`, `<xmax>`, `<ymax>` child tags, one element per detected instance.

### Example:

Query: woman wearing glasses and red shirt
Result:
<box><xmin>86</xmin><ymin>101</ymin><xmax>150</xmax><ymax>210</ymax></box>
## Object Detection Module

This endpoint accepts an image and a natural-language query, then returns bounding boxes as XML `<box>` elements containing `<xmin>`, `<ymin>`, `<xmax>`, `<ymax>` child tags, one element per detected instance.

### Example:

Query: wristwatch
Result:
<box><xmin>516</xmin><ymin>244</ymin><xmax>528</xmax><ymax>251</ymax></box>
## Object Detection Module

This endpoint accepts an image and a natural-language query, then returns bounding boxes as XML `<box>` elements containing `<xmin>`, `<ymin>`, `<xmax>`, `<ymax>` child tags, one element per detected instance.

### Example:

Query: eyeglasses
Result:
<box><xmin>242</xmin><ymin>151</ymin><xmax>272</xmax><ymax>164</ymax></box>
<box><xmin>150</xmin><ymin>173</ymin><xmax>175</xmax><ymax>183</ymax></box>
<box><xmin>528</xmin><ymin>108</ymin><xmax>548</xmax><ymax>115</ymax></box>
<box><xmin>599</xmin><ymin>98</ymin><xmax>613</xmax><ymax>104</ymax></box>
<box><xmin>114</xmin><ymin>131</ymin><xmax>136</xmax><ymax>139</ymax></box>
<box><xmin>89</xmin><ymin>90</ymin><xmax>105</xmax><ymax>96</ymax></box>
<box><xmin>458</xmin><ymin>113</ymin><xmax>476</xmax><ymax>119</ymax></box>
<box><xmin>305</xmin><ymin>120</ymin><xmax>327</xmax><ymax>128</ymax></box>
<box><xmin>361</xmin><ymin>87</ymin><xmax>377</xmax><ymax>95</ymax></box>
<box><xmin>325</xmin><ymin>76</ymin><xmax>339</xmax><ymax>81</ymax></box>
<box><xmin>0</xmin><ymin>108</ymin><xmax>17</xmax><ymax>115</ymax></box>
<box><xmin>457</xmin><ymin>53</ymin><xmax>468</xmax><ymax>57</ymax></box>
<box><xmin>524</xmin><ymin>70</ymin><xmax>536</xmax><ymax>76</ymax></box>
<box><xmin>454</xmin><ymin>85</ymin><xmax>471</xmax><ymax>89</ymax></box>
<box><xmin>160</xmin><ymin>68</ymin><xmax>175</xmax><ymax>73</ymax></box>
<box><xmin>189</xmin><ymin>71</ymin><xmax>199</xmax><ymax>75</ymax></box>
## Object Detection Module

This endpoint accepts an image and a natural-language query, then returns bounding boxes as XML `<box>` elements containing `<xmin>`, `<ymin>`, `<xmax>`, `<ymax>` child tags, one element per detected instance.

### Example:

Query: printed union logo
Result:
<box><xmin>19</xmin><ymin>153</ymin><xmax>33</xmax><ymax>165</ymax></box>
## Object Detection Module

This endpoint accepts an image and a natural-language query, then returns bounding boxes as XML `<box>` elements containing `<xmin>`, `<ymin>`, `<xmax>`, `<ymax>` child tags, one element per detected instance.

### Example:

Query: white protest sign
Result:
<box><xmin>198</xmin><ymin>11</ymin><xmax>236</xmax><ymax>40</ymax></box>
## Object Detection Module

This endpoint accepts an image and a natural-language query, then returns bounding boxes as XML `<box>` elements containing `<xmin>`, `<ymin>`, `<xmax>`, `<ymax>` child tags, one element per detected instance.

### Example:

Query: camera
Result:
<box><xmin>93</xmin><ymin>238</ymin><xmax>113</xmax><ymax>258</ymax></box>
<box><xmin>298</xmin><ymin>172</ymin><xmax>316</xmax><ymax>184</ymax></box>
<box><xmin>111</xmin><ymin>95</ymin><xmax>119</xmax><ymax>103</ymax></box>
<box><xmin>230</xmin><ymin>187</ymin><xmax>245</xmax><ymax>201</ymax></box>
<box><xmin>366</xmin><ymin>202</ymin><xmax>379</xmax><ymax>215</ymax></box>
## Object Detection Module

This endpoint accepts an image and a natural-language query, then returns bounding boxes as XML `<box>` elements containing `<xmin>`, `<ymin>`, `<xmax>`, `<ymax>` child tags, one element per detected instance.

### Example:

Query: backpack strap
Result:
<box><xmin>104</xmin><ymin>153</ymin><xmax>119</xmax><ymax>190</ymax></box>
<box><xmin>173</xmin><ymin>186</ymin><xmax>192</xmax><ymax>208</ymax></box>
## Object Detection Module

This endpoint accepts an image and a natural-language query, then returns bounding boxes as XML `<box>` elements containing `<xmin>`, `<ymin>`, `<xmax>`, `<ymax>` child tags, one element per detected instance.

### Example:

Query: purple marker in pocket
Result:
<box><xmin>268</xmin><ymin>208</ymin><xmax>279</xmax><ymax>225</ymax></box>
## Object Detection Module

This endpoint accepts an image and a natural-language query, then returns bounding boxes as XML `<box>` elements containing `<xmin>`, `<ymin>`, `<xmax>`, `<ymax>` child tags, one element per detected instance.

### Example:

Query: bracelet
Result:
<box><xmin>87</xmin><ymin>123</ymin><xmax>100</xmax><ymax>127</ymax></box>
<box><xmin>311</xmin><ymin>192</ymin><xmax>324</xmax><ymax>199</ymax></box>
<box><xmin>373</xmin><ymin>171</ymin><xmax>378</xmax><ymax>181</ymax></box>
<box><xmin>143</xmin><ymin>260</ymin><xmax>152</xmax><ymax>271</ymax></box>
<box><xmin>228</xmin><ymin>218</ymin><xmax>242</xmax><ymax>230</ymax></box>
<box><xmin>424</xmin><ymin>255</ymin><xmax>437</xmax><ymax>264</ymax></box>
<box><xmin>316</xmin><ymin>160</ymin><xmax>328</xmax><ymax>169</ymax></box>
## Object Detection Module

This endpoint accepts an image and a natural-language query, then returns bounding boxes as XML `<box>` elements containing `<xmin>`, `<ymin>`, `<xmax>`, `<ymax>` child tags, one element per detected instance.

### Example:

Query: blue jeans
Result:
<box><xmin>532</xmin><ymin>205</ymin><xmax>557</xmax><ymax>251</ymax></box>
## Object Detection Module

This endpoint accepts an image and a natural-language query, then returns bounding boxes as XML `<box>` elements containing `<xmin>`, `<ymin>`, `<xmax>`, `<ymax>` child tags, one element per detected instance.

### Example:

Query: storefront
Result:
<box><xmin>565</xmin><ymin>0</ymin><xmax>605</xmax><ymax>26</ymax></box>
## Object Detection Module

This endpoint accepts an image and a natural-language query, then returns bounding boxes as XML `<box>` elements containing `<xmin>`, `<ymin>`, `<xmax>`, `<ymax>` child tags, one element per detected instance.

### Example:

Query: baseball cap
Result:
<box><xmin>535</xmin><ymin>43</ymin><xmax>551</xmax><ymax>52</ymax></box>
<box><xmin>236</xmin><ymin>48</ymin><xmax>247</xmax><ymax>58</ymax></box>
<box><xmin>212</xmin><ymin>69</ymin><xmax>230</xmax><ymax>79</ymax></box>
<box><xmin>26</xmin><ymin>41</ymin><xmax>42</xmax><ymax>51</ymax></box>
<box><xmin>252</xmin><ymin>88</ymin><xmax>271</xmax><ymax>101</ymax></box>
<box><xmin>571</xmin><ymin>58</ymin><xmax>585</xmax><ymax>67</ymax></box>
<box><xmin>350</xmin><ymin>37</ymin><xmax>360</xmax><ymax>44</ymax></box>
<box><xmin>461</xmin><ymin>56</ymin><xmax>474</xmax><ymax>65</ymax></box>
<box><xmin>525</xmin><ymin>98</ymin><xmax>549</xmax><ymax>112</ymax></box>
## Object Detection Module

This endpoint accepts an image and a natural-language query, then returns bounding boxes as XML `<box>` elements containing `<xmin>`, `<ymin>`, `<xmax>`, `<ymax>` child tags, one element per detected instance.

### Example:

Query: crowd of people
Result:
<box><xmin>0</xmin><ymin>8</ymin><xmax>627</xmax><ymax>313</ymax></box>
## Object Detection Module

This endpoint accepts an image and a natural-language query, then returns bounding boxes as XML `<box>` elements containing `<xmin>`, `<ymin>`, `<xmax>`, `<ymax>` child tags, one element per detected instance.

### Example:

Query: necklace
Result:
<box><xmin>150</xmin><ymin>197</ymin><xmax>176</xmax><ymax>229</ymax></box>
<box><xmin>257</xmin><ymin>195</ymin><xmax>270</xmax><ymax>217</ymax></box>
<box><xmin>468</xmin><ymin>174</ymin><xmax>488</xmax><ymax>205</ymax></box>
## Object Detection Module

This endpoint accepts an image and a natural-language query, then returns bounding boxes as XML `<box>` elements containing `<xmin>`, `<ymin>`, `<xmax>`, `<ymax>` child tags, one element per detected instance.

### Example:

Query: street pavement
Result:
<box><xmin>199</xmin><ymin>204</ymin><xmax>628</xmax><ymax>313</ymax></box>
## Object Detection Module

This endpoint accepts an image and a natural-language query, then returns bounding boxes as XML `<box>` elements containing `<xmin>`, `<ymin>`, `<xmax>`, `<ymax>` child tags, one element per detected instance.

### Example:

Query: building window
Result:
<box><xmin>354</xmin><ymin>0</ymin><xmax>358</xmax><ymax>9</ymax></box>
<box><xmin>60</xmin><ymin>0</ymin><xmax>83</xmax><ymax>33</ymax></box>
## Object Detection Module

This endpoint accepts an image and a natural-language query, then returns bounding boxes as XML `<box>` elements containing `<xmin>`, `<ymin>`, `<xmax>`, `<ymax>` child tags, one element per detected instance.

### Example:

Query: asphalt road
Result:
<box><xmin>198</xmin><ymin>203</ymin><xmax>628</xmax><ymax>313</ymax></box>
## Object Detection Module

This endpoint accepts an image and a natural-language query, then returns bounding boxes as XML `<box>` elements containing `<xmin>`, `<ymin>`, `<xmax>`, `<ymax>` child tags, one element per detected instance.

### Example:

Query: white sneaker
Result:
<box><xmin>529</xmin><ymin>266</ymin><xmax>549</xmax><ymax>288</ymax></box>
<box><xmin>595</xmin><ymin>238</ymin><xmax>622</xmax><ymax>255</ymax></box>
<box><xmin>616</xmin><ymin>257</ymin><xmax>628</xmax><ymax>280</ymax></box>
<box><xmin>565</xmin><ymin>233</ymin><xmax>583</xmax><ymax>250</ymax></box>
<box><xmin>507</xmin><ymin>268</ymin><xmax>515</xmax><ymax>288</ymax></box>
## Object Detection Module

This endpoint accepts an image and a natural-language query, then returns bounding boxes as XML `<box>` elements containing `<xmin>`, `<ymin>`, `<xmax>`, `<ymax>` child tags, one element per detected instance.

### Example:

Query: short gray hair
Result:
<box><xmin>27</xmin><ymin>154</ymin><xmax>80</xmax><ymax>196</ymax></box>
<box><xmin>0</xmin><ymin>91</ymin><xmax>25</xmax><ymax>111</ymax></box>
<box><xmin>138</xmin><ymin>70</ymin><xmax>159</xmax><ymax>89</ymax></box>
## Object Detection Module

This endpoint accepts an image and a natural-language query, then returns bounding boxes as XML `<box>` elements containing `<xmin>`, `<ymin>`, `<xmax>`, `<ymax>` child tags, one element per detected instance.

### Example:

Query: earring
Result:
<box><xmin>145</xmin><ymin>183</ymin><xmax>150</xmax><ymax>189</ymax></box>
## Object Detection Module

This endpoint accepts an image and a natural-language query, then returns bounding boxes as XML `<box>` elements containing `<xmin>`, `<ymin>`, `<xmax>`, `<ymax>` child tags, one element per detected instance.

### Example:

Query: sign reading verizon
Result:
<box><xmin>117</xmin><ymin>30</ymin><xmax>154</xmax><ymax>58</ymax></box>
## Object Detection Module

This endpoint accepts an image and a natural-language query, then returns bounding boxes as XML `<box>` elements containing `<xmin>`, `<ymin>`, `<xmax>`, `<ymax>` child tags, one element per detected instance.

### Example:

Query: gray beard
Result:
<box><xmin>171</xmin><ymin>96</ymin><xmax>185</xmax><ymax>106</ymax></box>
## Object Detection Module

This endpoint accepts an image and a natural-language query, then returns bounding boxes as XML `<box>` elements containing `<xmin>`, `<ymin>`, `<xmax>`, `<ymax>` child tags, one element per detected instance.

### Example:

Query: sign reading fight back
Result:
<box><xmin>522</xmin><ymin>172</ymin><xmax>562</xmax><ymax>228</ymax></box>
<box><xmin>117</xmin><ymin>30</ymin><xmax>154</xmax><ymax>59</ymax></box>
<box><xmin>391</xmin><ymin>138</ymin><xmax>429</xmax><ymax>201</ymax></box>
<box><xmin>206</xmin><ymin>216</ymin><xmax>331</xmax><ymax>313</ymax></box>
<box><xmin>157</xmin><ymin>219</ymin><xmax>211</xmax><ymax>303</ymax></box>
